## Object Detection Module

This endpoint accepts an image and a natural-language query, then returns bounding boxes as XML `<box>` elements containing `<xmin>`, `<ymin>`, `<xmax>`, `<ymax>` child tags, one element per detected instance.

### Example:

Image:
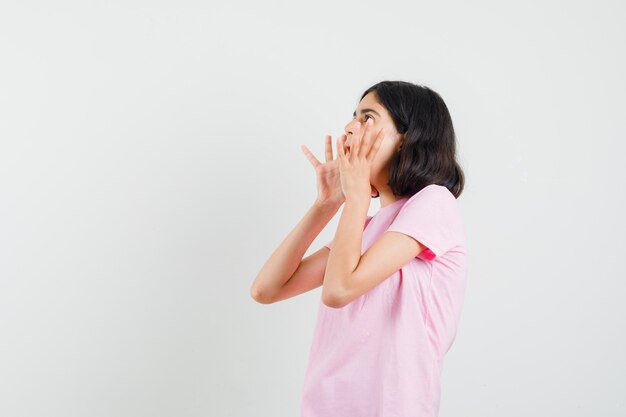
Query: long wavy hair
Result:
<box><xmin>360</xmin><ymin>80</ymin><xmax>465</xmax><ymax>199</ymax></box>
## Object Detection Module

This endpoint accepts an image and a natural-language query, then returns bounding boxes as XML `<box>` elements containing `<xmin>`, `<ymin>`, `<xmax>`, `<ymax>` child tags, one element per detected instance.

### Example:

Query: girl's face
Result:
<box><xmin>343</xmin><ymin>91</ymin><xmax>405</xmax><ymax>196</ymax></box>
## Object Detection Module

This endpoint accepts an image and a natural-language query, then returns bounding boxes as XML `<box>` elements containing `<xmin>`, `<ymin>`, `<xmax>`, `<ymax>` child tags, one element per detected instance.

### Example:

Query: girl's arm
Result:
<box><xmin>250</xmin><ymin>200</ymin><xmax>339</xmax><ymax>304</ymax></box>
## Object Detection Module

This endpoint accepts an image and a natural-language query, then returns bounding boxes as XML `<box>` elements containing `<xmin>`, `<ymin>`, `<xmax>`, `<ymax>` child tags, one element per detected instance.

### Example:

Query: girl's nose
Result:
<box><xmin>344</xmin><ymin>119</ymin><xmax>359</xmax><ymax>137</ymax></box>
<box><xmin>344</xmin><ymin>120</ymin><xmax>359</xmax><ymax>150</ymax></box>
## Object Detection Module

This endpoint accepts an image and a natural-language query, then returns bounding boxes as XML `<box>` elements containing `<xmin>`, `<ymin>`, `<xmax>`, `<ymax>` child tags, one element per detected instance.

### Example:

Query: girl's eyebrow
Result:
<box><xmin>353</xmin><ymin>108</ymin><xmax>381</xmax><ymax>117</ymax></box>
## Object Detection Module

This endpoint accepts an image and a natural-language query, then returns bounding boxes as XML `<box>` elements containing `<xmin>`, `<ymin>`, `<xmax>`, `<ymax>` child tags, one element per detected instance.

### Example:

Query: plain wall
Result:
<box><xmin>1</xmin><ymin>0</ymin><xmax>624</xmax><ymax>416</ymax></box>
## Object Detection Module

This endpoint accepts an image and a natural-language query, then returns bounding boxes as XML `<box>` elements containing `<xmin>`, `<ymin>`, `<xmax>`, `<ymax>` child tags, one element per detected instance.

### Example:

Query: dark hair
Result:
<box><xmin>360</xmin><ymin>80</ymin><xmax>465</xmax><ymax>199</ymax></box>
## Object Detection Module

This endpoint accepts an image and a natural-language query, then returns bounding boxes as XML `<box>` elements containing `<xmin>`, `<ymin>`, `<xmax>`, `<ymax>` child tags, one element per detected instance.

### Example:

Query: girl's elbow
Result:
<box><xmin>322</xmin><ymin>286</ymin><xmax>346</xmax><ymax>308</ymax></box>
<box><xmin>250</xmin><ymin>285</ymin><xmax>274</xmax><ymax>304</ymax></box>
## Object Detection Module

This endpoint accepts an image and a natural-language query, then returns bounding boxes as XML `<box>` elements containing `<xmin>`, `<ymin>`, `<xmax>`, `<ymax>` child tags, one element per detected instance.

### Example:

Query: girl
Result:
<box><xmin>251</xmin><ymin>80</ymin><xmax>467</xmax><ymax>417</ymax></box>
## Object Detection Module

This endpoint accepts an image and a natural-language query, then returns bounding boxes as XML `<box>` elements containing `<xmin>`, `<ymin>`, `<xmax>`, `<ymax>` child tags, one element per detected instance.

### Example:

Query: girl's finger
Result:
<box><xmin>341</xmin><ymin>135</ymin><xmax>349</xmax><ymax>159</ymax></box>
<box><xmin>301</xmin><ymin>144</ymin><xmax>321</xmax><ymax>168</ymax></box>
<box><xmin>324</xmin><ymin>135</ymin><xmax>333</xmax><ymax>162</ymax></box>
<box><xmin>352</xmin><ymin>122</ymin><xmax>361</xmax><ymax>158</ymax></box>
<box><xmin>337</xmin><ymin>135</ymin><xmax>347</xmax><ymax>164</ymax></box>
<box><xmin>359</xmin><ymin>118</ymin><xmax>373</xmax><ymax>158</ymax></box>
<box><xmin>366</xmin><ymin>127</ymin><xmax>385</xmax><ymax>161</ymax></box>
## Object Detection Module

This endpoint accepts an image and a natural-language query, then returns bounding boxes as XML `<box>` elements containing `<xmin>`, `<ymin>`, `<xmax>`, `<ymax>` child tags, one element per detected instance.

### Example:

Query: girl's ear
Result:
<box><xmin>397</xmin><ymin>134</ymin><xmax>406</xmax><ymax>152</ymax></box>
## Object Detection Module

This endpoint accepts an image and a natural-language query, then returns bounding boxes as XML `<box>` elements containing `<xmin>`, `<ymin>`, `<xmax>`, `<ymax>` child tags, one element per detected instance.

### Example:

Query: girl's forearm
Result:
<box><xmin>251</xmin><ymin>201</ymin><xmax>339</xmax><ymax>301</ymax></box>
<box><xmin>322</xmin><ymin>197</ymin><xmax>369</xmax><ymax>305</ymax></box>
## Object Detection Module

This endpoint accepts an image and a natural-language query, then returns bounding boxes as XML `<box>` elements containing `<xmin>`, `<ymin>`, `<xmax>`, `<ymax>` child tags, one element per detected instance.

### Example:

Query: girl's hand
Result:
<box><xmin>301</xmin><ymin>134</ymin><xmax>346</xmax><ymax>208</ymax></box>
<box><xmin>336</xmin><ymin>118</ymin><xmax>385</xmax><ymax>203</ymax></box>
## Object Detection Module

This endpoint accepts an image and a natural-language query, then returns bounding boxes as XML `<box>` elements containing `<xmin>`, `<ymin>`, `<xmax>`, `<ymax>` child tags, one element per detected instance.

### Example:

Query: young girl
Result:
<box><xmin>251</xmin><ymin>80</ymin><xmax>467</xmax><ymax>417</ymax></box>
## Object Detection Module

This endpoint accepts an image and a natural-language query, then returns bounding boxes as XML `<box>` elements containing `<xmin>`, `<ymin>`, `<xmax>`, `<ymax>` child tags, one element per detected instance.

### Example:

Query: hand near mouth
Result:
<box><xmin>336</xmin><ymin>118</ymin><xmax>385</xmax><ymax>203</ymax></box>
<box><xmin>301</xmin><ymin>134</ymin><xmax>347</xmax><ymax>208</ymax></box>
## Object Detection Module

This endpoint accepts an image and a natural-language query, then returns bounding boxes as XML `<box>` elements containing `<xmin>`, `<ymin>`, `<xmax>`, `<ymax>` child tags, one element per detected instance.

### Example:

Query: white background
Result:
<box><xmin>1</xmin><ymin>1</ymin><xmax>624</xmax><ymax>416</ymax></box>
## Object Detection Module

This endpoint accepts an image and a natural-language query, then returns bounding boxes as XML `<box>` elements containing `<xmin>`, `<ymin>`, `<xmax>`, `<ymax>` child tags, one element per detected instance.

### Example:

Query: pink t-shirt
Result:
<box><xmin>300</xmin><ymin>184</ymin><xmax>468</xmax><ymax>417</ymax></box>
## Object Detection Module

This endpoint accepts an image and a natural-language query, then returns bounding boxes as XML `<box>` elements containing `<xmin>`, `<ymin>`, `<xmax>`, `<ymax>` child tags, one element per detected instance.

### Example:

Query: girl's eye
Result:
<box><xmin>352</xmin><ymin>114</ymin><xmax>373</xmax><ymax>122</ymax></box>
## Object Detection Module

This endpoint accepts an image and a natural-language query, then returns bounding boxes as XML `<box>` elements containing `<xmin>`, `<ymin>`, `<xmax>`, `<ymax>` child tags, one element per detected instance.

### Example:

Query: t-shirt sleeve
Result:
<box><xmin>323</xmin><ymin>215</ymin><xmax>374</xmax><ymax>250</ymax></box>
<box><xmin>386</xmin><ymin>185</ymin><xmax>461</xmax><ymax>261</ymax></box>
